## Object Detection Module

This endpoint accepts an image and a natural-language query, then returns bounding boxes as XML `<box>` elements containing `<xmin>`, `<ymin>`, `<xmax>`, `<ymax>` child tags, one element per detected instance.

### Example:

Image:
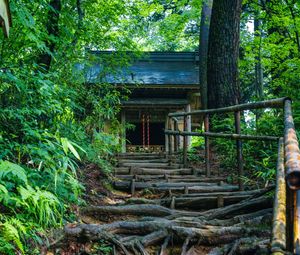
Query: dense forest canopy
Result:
<box><xmin>0</xmin><ymin>0</ymin><xmax>298</xmax><ymax>254</ymax></box>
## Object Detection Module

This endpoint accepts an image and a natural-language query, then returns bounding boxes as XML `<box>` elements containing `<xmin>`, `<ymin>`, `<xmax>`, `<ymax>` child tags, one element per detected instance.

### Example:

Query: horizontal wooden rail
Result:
<box><xmin>164</xmin><ymin>130</ymin><xmax>280</xmax><ymax>142</ymax></box>
<box><xmin>165</xmin><ymin>97</ymin><xmax>300</xmax><ymax>254</ymax></box>
<box><xmin>168</xmin><ymin>97</ymin><xmax>288</xmax><ymax>117</ymax></box>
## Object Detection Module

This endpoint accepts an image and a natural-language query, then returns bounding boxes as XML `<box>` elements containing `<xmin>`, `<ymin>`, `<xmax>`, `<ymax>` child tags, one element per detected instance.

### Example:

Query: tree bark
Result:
<box><xmin>199</xmin><ymin>0</ymin><xmax>213</xmax><ymax>109</ymax></box>
<box><xmin>254</xmin><ymin>1</ymin><xmax>264</xmax><ymax>100</ymax></box>
<box><xmin>207</xmin><ymin>0</ymin><xmax>242</xmax><ymax>108</ymax></box>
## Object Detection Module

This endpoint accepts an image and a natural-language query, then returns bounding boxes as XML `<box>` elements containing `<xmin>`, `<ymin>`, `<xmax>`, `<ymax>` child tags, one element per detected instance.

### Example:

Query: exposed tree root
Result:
<box><xmin>49</xmin><ymin>184</ymin><xmax>274</xmax><ymax>255</ymax></box>
<box><xmin>61</xmin><ymin>195</ymin><xmax>272</xmax><ymax>254</ymax></box>
<box><xmin>55</xmin><ymin>150</ymin><xmax>274</xmax><ymax>255</ymax></box>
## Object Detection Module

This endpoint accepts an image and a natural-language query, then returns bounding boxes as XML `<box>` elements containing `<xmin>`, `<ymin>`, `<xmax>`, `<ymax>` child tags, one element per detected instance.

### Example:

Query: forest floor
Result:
<box><xmin>47</xmin><ymin>150</ymin><xmax>273</xmax><ymax>255</ymax></box>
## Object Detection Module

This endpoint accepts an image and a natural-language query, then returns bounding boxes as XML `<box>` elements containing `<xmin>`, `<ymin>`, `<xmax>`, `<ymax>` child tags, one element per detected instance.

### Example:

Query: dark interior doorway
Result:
<box><xmin>126</xmin><ymin>122</ymin><xmax>165</xmax><ymax>146</ymax></box>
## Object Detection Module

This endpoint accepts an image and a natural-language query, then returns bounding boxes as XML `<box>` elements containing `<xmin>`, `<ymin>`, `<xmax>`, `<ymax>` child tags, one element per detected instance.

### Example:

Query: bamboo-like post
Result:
<box><xmin>286</xmin><ymin>186</ymin><xmax>294</xmax><ymax>252</ymax></box>
<box><xmin>183</xmin><ymin>115</ymin><xmax>188</xmax><ymax>167</ymax></box>
<box><xmin>283</xmin><ymin>99</ymin><xmax>300</xmax><ymax>253</ymax></box>
<box><xmin>204</xmin><ymin>114</ymin><xmax>210</xmax><ymax>177</ymax></box>
<box><xmin>175</xmin><ymin>120</ymin><xmax>180</xmax><ymax>151</ymax></box>
<box><xmin>271</xmin><ymin>138</ymin><xmax>286</xmax><ymax>254</ymax></box>
<box><xmin>168</xmin><ymin>117</ymin><xmax>172</xmax><ymax>156</ymax></box>
<box><xmin>173</xmin><ymin>119</ymin><xmax>178</xmax><ymax>153</ymax></box>
<box><xmin>131</xmin><ymin>179</ymin><xmax>136</xmax><ymax>195</ymax></box>
<box><xmin>284</xmin><ymin>99</ymin><xmax>300</xmax><ymax>190</ymax></box>
<box><xmin>165</xmin><ymin>115</ymin><xmax>169</xmax><ymax>155</ymax></box>
<box><xmin>294</xmin><ymin>191</ymin><xmax>300</xmax><ymax>254</ymax></box>
<box><xmin>234</xmin><ymin>111</ymin><xmax>244</xmax><ymax>191</ymax></box>
<box><xmin>121</xmin><ymin>110</ymin><xmax>126</xmax><ymax>153</ymax></box>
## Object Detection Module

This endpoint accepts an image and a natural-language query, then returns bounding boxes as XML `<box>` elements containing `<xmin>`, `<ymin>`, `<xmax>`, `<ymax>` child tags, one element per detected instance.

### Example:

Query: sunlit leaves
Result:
<box><xmin>240</xmin><ymin>0</ymin><xmax>300</xmax><ymax>112</ymax></box>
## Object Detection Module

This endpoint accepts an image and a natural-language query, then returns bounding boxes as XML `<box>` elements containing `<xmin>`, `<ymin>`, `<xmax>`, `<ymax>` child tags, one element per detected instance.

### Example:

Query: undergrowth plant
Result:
<box><xmin>0</xmin><ymin>1</ymin><xmax>136</xmax><ymax>252</ymax></box>
<box><xmin>210</xmin><ymin>110</ymin><xmax>281</xmax><ymax>186</ymax></box>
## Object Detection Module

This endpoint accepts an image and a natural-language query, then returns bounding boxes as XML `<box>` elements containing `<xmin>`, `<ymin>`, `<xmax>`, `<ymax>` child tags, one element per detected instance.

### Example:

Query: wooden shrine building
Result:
<box><xmin>85</xmin><ymin>51</ymin><xmax>200</xmax><ymax>153</ymax></box>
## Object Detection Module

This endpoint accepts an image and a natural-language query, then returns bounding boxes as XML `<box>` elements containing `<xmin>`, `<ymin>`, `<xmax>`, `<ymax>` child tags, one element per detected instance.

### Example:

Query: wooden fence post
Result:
<box><xmin>204</xmin><ymin>114</ymin><xmax>210</xmax><ymax>177</ymax></box>
<box><xmin>183</xmin><ymin>115</ymin><xmax>188</xmax><ymax>167</ymax></box>
<box><xmin>168</xmin><ymin>117</ymin><xmax>172</xmax><ymax>156</ymax></box>
<box><xmin>235</xmin><ymin>111</ymin><xmax>244</xmax><ymax>191</ymax></box>
<box><xmin>271</xmin><ymin>138</ymin><xmax>286</xmax><ymax>254</ymax></box>
<box><xmin>173</xmin><ymin>119</ymin><xmax>178</xmax><ymax>153</ymax></box>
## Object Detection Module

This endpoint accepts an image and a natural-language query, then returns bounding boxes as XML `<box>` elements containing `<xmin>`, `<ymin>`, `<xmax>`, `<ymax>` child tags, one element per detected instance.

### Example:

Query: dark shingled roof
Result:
<box><xmin>82</xmin><ymin>51</ymin><xmax>199</xmax><ymax>86</ymax></box>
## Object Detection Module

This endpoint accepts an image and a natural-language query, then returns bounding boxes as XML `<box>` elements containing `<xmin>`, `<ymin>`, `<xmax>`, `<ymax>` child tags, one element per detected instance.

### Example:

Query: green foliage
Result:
<box><xmin>93</xmin><ymin>240</ymin><xmax>112</xmax><ymax>254</ymax></box>
<box><xmin>187</xmin><ymin>148</ymin><xmax>204</xmax><ymax>163</ymax></box>
<box><xmin>129</xmin><ymin>0</ymin><xmax>201</xmax><ymax>51</ymax></box>
<box><xmin>17</xmin><ymin>185</ymin><xmax>63</xmax><ymax>228</ymax></box>
<box><xmin>240</xmin><ymin>0</ymin><xmax>300</xmax><ymax>127</ymax></box>
<box><xmin>0</xmin><ymin>218</ymin><xmax>25</xmax><ymax>254</ymax></box>
<box><xmin>211</xmin><ymin>112</ymin><xmax>279</xmax><ymax>186</ymax></box>
<box><xmin>191</xmin><ymin>135</ymin><xmax>205</xmax><ymax>149</ymax></box>
<box><xmin>0</xmin><ymin>0</ymin><xmax>135</xmax><ymax>253</ymax></box>
<box><xmin>0</xmin><ymin>0</ymin><xmax>297</xmax><ymax>253</ymax></box>
<box><xmin>0</xmin><ymin>161</ymin><xmax>28</xmax><ymax>186</ymax></box>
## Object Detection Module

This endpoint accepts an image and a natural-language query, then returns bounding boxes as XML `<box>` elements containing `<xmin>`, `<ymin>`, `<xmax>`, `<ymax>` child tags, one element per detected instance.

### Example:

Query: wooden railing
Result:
<box><xmin>164</xmin><ymin>97</ymin><xmax>300</xmax><ymax>254</ymax></box>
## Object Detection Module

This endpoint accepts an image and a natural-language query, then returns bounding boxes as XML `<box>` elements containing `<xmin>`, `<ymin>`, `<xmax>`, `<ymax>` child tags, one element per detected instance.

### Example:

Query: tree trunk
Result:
<box><xmin>199</xmin><ymin>0</ymin><xmax>213</xmax><ymax>110</ymax></box>
<box><xmin>38</xmin><ymin>0</ymin><xmax>61</xmax><ymax>71</ymax></box>
<box><xmin>254</xmin><ymin>2</ymin><xmax>264</xmax><ymax>100</ymax></box>
<box><xmin>207</xmin><ymin>0</ymin><xmax>242</xmax><ymax>108</ymax></box>
<box><xmin>254</xmin><ymin>2</ymin><xmax>264</xmax><ymax>123</ymax></box>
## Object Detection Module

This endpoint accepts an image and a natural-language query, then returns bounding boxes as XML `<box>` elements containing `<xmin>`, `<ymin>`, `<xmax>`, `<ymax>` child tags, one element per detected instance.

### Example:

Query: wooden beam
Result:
<box><xmin>169</xmin><ymin>97</ymin><xmax>288</xmax><ymax>117</ymax></box>
<box><xmin>164</xmin><ymin>130</ymin><xmax>279</xmax><ymax>142</ymax></box>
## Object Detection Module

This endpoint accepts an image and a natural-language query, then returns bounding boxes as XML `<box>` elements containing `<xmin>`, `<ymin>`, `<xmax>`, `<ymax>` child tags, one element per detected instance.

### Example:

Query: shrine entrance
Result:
<box><xmin>120</xmin><ymin>98</ymin><xmax>194</xmax><ymax>153</ymax></box>
<box><xmin>126</xmin><ymin>114</ymin><xmax>165</xmax><ymax>153</ymax></box>
<box><xmin>126</xmin><ymin>119</ymin><xmax>165</xmax><ymax>151</ymax></box>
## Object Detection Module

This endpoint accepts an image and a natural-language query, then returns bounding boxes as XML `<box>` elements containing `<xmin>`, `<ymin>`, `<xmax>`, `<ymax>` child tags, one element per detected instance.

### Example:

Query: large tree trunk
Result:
<box><xmin>199</xmin><ymin>0</ymin><xmax>213</xmax><ymax>110</ymax></box>
<box><xmin>207</xmin><ymin>0</ymin><xmax>242</xmax><ymax>108</ymax></box>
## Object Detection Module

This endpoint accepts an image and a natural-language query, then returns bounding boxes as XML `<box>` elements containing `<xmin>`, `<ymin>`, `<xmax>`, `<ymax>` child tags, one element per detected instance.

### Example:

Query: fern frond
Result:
<box><xmin>0</xmin><ymin>161</ymin><xmax>28</xmax><ymax>185</ymax></box>
<box><xmin>0</xmin><ymin>219</ymin><xmax>25</xmax><ymax>253</ymax></box>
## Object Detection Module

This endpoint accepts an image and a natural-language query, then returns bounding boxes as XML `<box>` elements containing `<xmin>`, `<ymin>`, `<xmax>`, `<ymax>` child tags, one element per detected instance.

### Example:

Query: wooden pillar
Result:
<box><xmin>168</xmin><ymin>117</ymin><xmax>172</xmax><ymax>155</ymax></box>
<box><xmin>185</xmin><ymin>104</ymin><xmax>192</xmax><ymax>148</ymax></box>
<box><xmin>173</xmin><ymin>119</ymin><xmax>178</xmax><ymax>152</ymax></box>
<box><xmin>121</xmin><ymin>110</ymin><xmax>126</xmax><ymax>153</ymax></box>
<box><xmin>176</xmin><ymin>121</ymin><xmax>180</xmax><ymax>151</ymax></box>
<box><xmin>183</xmin><ymin>115</ymin><xmax>188</xmax><ymax>167</ymax></box>
<box><xmin>165</xmin><ymin>114</ymin><xmax>169</xmax><ymax>153</ymax></box>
